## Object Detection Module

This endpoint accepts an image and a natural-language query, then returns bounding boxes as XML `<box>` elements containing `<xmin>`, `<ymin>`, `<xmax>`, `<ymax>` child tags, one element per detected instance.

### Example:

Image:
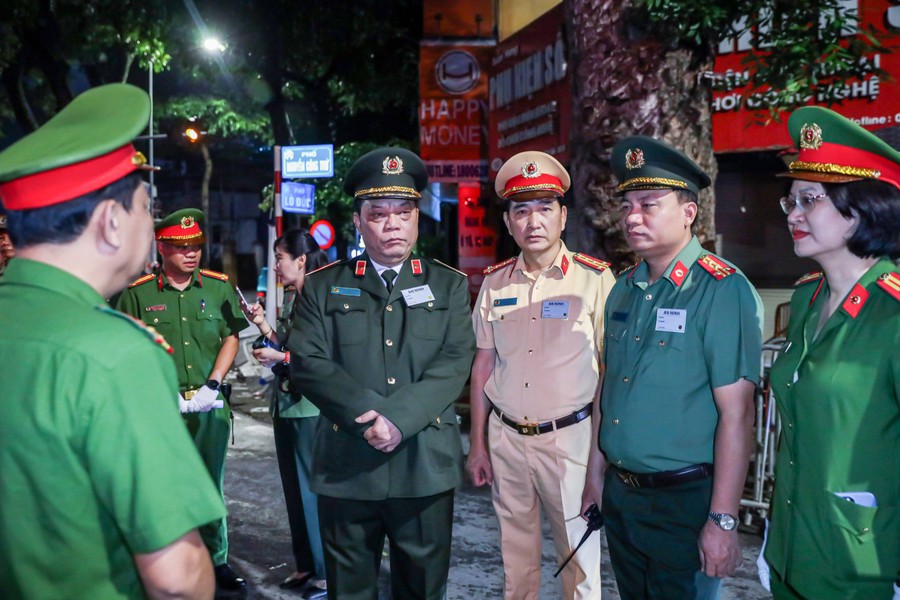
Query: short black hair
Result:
<box><xmin>5</xmin><ymin>173</ymin><xmax>143</xmax><ymax>248</ymax></box>
<box><xmin>674</xmin><ymin>189</ymin><xmax>698</xmax><ymax>205</ymax></box>
<box><xmin>825</xmin><ymin>179</ymin><xmax>900</xmax><ymax>260</ymax></box>
<box><xmin>274</xmin><ymin>229</ymin><xmax>329</xmax><ymax>272</ymax></box>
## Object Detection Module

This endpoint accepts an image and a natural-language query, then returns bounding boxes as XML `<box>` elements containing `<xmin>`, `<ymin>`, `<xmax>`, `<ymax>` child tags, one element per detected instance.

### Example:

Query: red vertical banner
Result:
<box><xmin>457</xmin><ymin>184</ymin><xmax>496</xmax><ymax>298</ymax></box>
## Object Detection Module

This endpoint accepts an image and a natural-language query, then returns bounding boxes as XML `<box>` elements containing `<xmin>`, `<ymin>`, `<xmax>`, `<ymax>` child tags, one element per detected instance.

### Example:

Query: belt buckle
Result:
<box><xmin>617</xmin><ymin>470</ymin><xmax>641</xmax><ymax>488</ymax></box>
<box><xmin>184</xmin><ymin>389</ymin><xmax>198</xmax><ymax>400</ymax></box>
<box><xmin>518</xmin><ymin>422</ymin><xmax>541</xmax><ymax>436</ymax></box>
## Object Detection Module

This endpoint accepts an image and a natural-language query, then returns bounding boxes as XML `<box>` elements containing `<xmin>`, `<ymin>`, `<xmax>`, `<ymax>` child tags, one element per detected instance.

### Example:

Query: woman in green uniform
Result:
<box><xmin>242</xmin><ymin>230</ymin><xmax>329</xmax><ymax>599</ymax></box>
<box><xmin>764</xmin><ymin>106</ymin><xmax>900</xmax><ymax>599</ymax></box>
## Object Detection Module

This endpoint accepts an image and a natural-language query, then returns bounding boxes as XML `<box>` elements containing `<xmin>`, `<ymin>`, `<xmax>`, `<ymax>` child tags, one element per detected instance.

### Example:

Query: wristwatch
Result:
<box><xmin>708</xmin><ymin>511</ymin><xmax>737</xmax><ymax>531</ymax></box>
<box><xmin>205</xmin><ymin>379</ymin><xmax>220</xmax><ymax>391</ymax></box>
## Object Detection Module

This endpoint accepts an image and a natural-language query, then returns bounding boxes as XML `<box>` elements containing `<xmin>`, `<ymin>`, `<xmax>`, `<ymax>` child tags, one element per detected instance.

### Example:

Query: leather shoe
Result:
<box><xmin>279</xmin><ymin>572</ymin><xmax>313</xmax><ymax>589</ymax></box>
<box><xmin>301</xmin><ymin>582</ymin><xmax>327</xmax><ymax>599</ymax></box>
<box><xmin>214</xmin><ymin>563</ymin><xmax>247</xmax><ymax>591</ymax></box>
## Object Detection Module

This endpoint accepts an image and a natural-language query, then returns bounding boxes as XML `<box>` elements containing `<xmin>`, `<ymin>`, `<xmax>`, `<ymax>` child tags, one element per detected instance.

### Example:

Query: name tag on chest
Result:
<box><xmin>656</xmin><ymin>308</ymin><xmax>686</xmax><ymax>333</ymax></box>
<box><xmin>401</xmin><ymin>285</ymin><xmax>435</xmax><ymax>306</ymax></box>
<box><xmin>541</xmin><ymin>300</ymin><xmax>569</xmax><ymax>319</ymax></box>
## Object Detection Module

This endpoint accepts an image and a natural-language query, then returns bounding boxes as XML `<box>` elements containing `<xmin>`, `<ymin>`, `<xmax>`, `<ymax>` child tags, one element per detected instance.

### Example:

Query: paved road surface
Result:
<box><xmin>221</xmin><ymin>373</ymin><xmax>772</xmax><ymax>599</ymax></box>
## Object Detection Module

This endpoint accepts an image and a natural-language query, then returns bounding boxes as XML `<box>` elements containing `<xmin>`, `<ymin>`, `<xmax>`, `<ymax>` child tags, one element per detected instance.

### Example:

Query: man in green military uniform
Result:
<box><xmin>0</xmin><ymin>83</ymin><xmax>225</xmax><ymax>599</ymax></box>
<box><xmin>287</xmin><ymin>147</ymin><xmax>476</xmax><ymax>600</ymax></box>
<box><xmin>116</xmin><ymin>207</ymin><xmax>247</xmax><ymax>592</ymax></box>
<box><xmin>0</xmin><ymin>210</ymin><xmax>14</xmax><ymax>276</ymax></box>
<box><xmin>584</xmin><ymin>136</ymin><xmax>763</xmax><ymax>599</ymax></box>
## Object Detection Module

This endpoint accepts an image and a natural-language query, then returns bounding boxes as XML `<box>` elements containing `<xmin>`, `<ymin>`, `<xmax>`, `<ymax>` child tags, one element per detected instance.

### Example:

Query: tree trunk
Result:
<box><xmin>566</xmin><ymin>0</ymin><xmax>717</xmax><ymax>271</ymax></box>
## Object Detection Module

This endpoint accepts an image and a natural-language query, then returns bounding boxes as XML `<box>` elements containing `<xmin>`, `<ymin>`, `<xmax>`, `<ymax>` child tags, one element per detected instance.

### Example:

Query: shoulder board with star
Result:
<box><xmin>199</xmin><ymin>269</ymin><xmax>229</xmax><ymax>282</ymax></box>
<box><xmin>430</xmin><ymin>258</ymin><xmax>467</xmax><ymax>277</ymax></box>
<box><xmin>793</xmin><ymin>271</ymin><xmax>824</xmax><ymax>287</ymax></box>
<box><xmin>876</xmin><ymin>272</ymin><xmax>900</xmax><ymax>302</ymax></box>
<box><xmin>96</xmin><ymin>306</ymin><xmax>174</xmax><ymax>354</ymax></box>
<box><xmin>483</xmin><ymin>257</ymin><xmax>516</xmax><ymax>275</ymax></box>
<box><xmin>697</xmin><ymin>254</ymin><xmax>735</xmax><ymax>280</ymax></box>
<box><xmin>128</xmin><ymin>273</ymin><xmax>156</xmax><ymax>288</ymax></box>
<box><xmin>573</xmin><ymin>253</ymin><xmax>611</xmax><ymax>273</ymax></box>
<box><xmin>306</xmin><ymin>259</ymin><xmax>342</xmax><ymax>277</ymax></box>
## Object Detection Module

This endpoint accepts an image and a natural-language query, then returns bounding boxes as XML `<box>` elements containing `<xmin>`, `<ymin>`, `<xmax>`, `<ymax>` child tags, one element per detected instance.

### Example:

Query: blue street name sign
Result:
<box><xmin>281</xmin><ymin>144</ymin><xmax>334</xmax><ymax>179</ymax></box>
<box><xmin>281</xmin><ymin>181</ymin><xmax>316</xmax><ymax>215</ymax></box>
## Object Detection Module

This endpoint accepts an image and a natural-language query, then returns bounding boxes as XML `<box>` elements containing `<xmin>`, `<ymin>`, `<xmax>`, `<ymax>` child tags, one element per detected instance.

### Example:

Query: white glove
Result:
<box><xmin>892</xmin><ymin>581</ymin><xmax>899</xmax><ymax>600</ymax></box>
<box><xmin>178</xmin><ymin>385</ymin><xmax>222</xmax><ymax>413</ymax></box>
<box><xmin>756</xmin><ymin>517</ymin><xmax>771</xmax><ymax>591</ymax></box>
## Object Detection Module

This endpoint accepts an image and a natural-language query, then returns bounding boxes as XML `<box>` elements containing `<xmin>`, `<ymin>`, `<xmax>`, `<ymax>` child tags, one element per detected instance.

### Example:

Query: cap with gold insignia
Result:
<box><xmin>155</xmin><ymin>208</ymin><xmax>206</xmax><ymax>246</ymax></box>
<box><xmin>779</xmin><ymin>105</ymin><xmax>900</xmax><ymax>190</ymax></box>
<box><xmin>0</xmin><ymin>212</ymin><xmax>6</xmax><ymax>230</ymax></box>
<box><xmin>495</xmin><ymin>151</ymin><xmax>571</xmax><ymax>199</ymax></box>
<box><xmin>0</xmin><ymin>84</ymin><xmax>155</xmax><ymax>211</ymax></box>
<box><xmin>611</xmin><ymin>135</ymin><xmax>711</xmax><ymax>196</ymax></box>
<box><xmin>343</xmin><ymin>147</ymin><xmax>428</xmax><ymax>202</ymax></box>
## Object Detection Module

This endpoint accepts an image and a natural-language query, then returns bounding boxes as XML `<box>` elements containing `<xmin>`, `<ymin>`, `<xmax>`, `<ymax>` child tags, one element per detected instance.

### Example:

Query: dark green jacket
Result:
<box><xmin>287</xmin><ymin>255</ymin><xmax>475</xmax><ymax>500</ymax></box>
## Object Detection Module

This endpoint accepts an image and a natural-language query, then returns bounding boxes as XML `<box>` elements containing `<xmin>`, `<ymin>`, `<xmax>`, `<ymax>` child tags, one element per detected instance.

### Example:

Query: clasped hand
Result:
<box><xmin>178</xmin><ymin>385</ymin><xmax>221</xmax><ymax>414</ymax></box>
<box><xmin>355</xmin><ymin>410</ymin><xmax>402</xmax><ymax>453</ymax></box>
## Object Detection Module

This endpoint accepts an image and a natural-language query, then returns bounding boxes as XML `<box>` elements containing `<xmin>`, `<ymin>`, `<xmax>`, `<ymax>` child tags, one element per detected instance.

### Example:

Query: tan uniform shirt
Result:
<box><xmin>473</xmin><ymin>242</ymin><xmax>615</xmax><ymax>421</ymax></box>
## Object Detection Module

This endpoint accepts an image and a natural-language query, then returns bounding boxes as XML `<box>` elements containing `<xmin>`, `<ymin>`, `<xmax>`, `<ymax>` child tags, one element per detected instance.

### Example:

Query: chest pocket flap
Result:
<box><xmin>326</xmin><ymin>293</ymin><xmax>367</xmax><ymax>345</ymax></box>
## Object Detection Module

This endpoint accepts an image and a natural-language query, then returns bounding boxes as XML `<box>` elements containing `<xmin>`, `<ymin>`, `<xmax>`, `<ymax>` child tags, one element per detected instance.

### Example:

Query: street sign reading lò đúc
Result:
<box><xmin>281</xmin><ymin>144</ymin><xmax>334</xmax><ymax>179</ymax></box>
<box><xmin>281</xmin><ymin>181</ymin><xmax>315</xmax><ymax>215</ymax></box>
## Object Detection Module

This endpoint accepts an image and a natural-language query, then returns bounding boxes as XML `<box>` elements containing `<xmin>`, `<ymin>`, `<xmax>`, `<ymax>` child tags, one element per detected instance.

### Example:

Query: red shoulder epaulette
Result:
<box><xmin>307</xmin><ymin>259</ymin><xmax>341</xmax><ymax>276</ymax></box>
<box><xmin>128</xmin><ymin>273</ymin><xmax>155</xmax><ymax>288</ymax></box>
<box><xmin>573</xmin><ymin>253</ymin><xmax>611</xmax><ymax>273</ymax></box>
<box><xmin>483</xmin><ymin>256</ymin><xmax>516</xmax><ymax>275</ymax></box>
<box><xmin>199</xmin><ymin>269</ymin><xmax>229</xmax><ymax>282</ymax></box>
<box><xmin>876</xmin><ymin>272</ymin><xmax>900</xmax><ymax>302</ymax></box>
<box><xmin>793</xmin><ymin>271</ymin><xmax>824</xmax><ymax>287</ymax></box>
<box><xmin>697</xmin><ymin>254</ymin><xmax>735</xmax><ymax>280</ymax></box>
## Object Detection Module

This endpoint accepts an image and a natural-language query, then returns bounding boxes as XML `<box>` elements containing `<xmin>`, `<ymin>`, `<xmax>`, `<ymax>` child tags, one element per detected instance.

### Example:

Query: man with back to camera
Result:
<box><xmin>286</xmin><ymin>147</ymin><xmax>476</xmax><ymax>599</ymax></box>
<box><xmin>584</xmin><ymin>136</ymin><xmax>763</xmax><ymax>599</ymax></box>
<box><xmin>116</xmin><ymin>207</ymin><xmax>248</xmax><ymax>593</ymax></box>
<box><xmin>0</xmin><ymin>83</ymin><xmax>225</xmax><ymax>599</ymax></box>
<box><xmin>468</xmin><ymin>150</ymin><xmax>614</xmax><ymax>599</ymax></box>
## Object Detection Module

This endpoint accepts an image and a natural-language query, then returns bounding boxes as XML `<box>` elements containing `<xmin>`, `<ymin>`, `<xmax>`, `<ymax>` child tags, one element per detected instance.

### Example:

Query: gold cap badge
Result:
<box><xmin>625</xmin><ymin>148</ymin><xmax>645</xmax><ymax>170</ymax></box>
<box><xmin>382</xmin><ymin>156</ymin><xmax>404</xmax><ymax>175</ymax></box>
<box><xmin>521</xmin><ymin>161</ymin><xmax>541</xmax><ymax>178</ymax></box>
<box><xmin>799</xmin><ymin>123</ymin><xmax>823</xmax><ymax>150</ymax></box>
<box><xmin>180</xmin><ymin>216</ymin><xmax>195</xmax><ymax>229</ymax></box>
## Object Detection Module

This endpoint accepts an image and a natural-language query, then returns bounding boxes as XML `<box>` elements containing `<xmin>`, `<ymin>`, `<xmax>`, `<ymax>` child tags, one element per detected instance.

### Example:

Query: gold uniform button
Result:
<box><xmin>332</xmin><ymin>424</ymin><xmax>339</xmax><ymax>432</ymax></box>
<box><xmin>788</xmin><ymin>423</ymin><xmax>793</xmax><ymax>428</ymax></box>
<box><xmin>427</xmin><ymin>302</ymin><xmax>434</xmax><ymax>308</ymax></box>
<box><xmin>786</xmin><ymin>499</ymin><xmax>791</xmax><ymax>505</ymax></box>
<box><xmin>862</xmin><ymin>527</ymin><xmax>870</xmax><ymax>533</ymax></box>
<box><xmin>343</xmin><ymin>303</ymin><xmax>350</xmax><ymax>310</ymax></box>
<box><xmin>658</xmin><ymin>340</ymin><xmax>666</xmax><ymax>347</ymax></box>
<box><xmin>386</xmin><ymin>305</ymin><xmax>394</xmax><ymax>312</ymax></box>
<box><xmin>525</xmin><ymin>382</ymin><xmax>530</xmax><ymax>388</ymax></box>
<box><xmin>645</xmin><ymin>294</ymin><xmax>652</xmax><ymax>301</ymax></box>
<box><xmin>182</xmin><ymin>317</ymin><xmax>187</xmax><ymax>321</ymax></box>
<box><xmin>153</xmin><ymin>318</ymin><xmax>159</xmax><ymax>324</ymax></box>
<box><xmin>184</xmin><ymin>341</ymin><xmax>190</xmax><ymax>346</ymax></box>
<box><xmin>528</xmin><ymin>349</ymin><xmax>533</xmax><ymax>354</ymax></box>
<box><xmin>634</xmin><ymin>336</ymin><xmax>641</xmax><ymax>342</ymax></box>
<box><xmin>436</xmin><ymin>416</ymin><xmax>441</xmax><ymax>424</ymax></box>
<box><xmin>613</xmin><ymin>419</ymin><xmax>620</xmax><ymax>425</ymax></box>
<box><xmin>623</xmin><ymin>376</ymin><xmax>629</xmax><ymax>383</ymax></box>
<box><xmin>385</xmin><ymin>339</ymin><xmax>394</xmax><ymax>347</ymax></box>
<box><xmin>387</xmin><ymin>377</ymin><xmax>396</xmax><ymax>385</ymax></box>
<box><xmin>616</xmin><ymin>460</ymin><xmax>622</xmax><ymax>465</ymax></box>
<box><xmin>187</xmin><ymin>365</ymin><xmax>193</xmax><ymax>370</ymax></box>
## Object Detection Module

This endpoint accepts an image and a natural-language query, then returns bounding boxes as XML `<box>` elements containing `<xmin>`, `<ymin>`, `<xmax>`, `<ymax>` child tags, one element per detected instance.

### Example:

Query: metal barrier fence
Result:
<box><xmin>740</xmin><ymin>339</ymin><xmax>786</xmax><ymax>528</ymax></box>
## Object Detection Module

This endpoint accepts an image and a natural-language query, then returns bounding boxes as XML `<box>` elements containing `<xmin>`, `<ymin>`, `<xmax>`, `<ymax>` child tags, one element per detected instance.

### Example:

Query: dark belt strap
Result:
<box><xmin>492</xmin><ymin>403</ymin><xmax>592</xmax><ymax>436</ymax></box>
<box><xmin>611</xmin><ymin>463</ymin><xmax>713</xmax><ymax>489</ymax></box>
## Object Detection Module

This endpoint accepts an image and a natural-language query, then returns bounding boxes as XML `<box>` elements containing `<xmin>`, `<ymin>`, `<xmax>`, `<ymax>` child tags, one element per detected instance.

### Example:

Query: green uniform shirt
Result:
<box><xmin>287</xmin><ymin>255</ymin><xmax>476</xmax><ymax>500</ymax></box>
<box><xmin>273</xmin><ymin>290</ymin><xmax>319</xmax><ymax>418</ymax></box>
<box><xmin>765</xmin><ymin>259</ymin><xmax>900</xmax><ymax>599</ymax></box>
<box><xmin>116</xmin><ymin>269</ymin><xmax>246</xmax><ymax>390</ymax></box>
<box><xmin>600</xmin><ymin>237</ymin><xmax>763</xmax><ymax>472</ymax></box>
<box><xmin>0</xmin><ymin>259</ymin><xmax>226</xmax><ymax>599</ymax></box>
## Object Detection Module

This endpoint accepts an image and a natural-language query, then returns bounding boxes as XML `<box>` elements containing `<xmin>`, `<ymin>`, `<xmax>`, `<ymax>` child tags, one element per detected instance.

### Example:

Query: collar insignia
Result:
<box><xmin>382</xmin><ymin>156</ymin><xmax>404</xmax><ymax>175</ymax></box>
<box><xmin>625</xmin><ymin>148</ymin><xmax>645</xmax><ymax>170</ymax></box>
<box><xmin>799</xmin><ymin>123</ymin><xmax>823</xmax><ymax>150</ymax></box>
<box><xmin>521</xmin><ymin>161</ymin><xmax>541</xmax><ymax>178</ymax></box>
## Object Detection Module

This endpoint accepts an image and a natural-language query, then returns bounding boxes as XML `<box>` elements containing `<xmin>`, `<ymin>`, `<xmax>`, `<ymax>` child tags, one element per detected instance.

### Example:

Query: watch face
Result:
<box><xmin>719</xmin><ymin>514</ymin><xmax>736</xmax><ymax>530</ymax></box>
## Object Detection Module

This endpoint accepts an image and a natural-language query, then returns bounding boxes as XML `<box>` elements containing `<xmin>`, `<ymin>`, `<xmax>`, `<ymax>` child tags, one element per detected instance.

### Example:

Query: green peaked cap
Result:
<box><xmin>343</xmin><ymin>147</ymin><xmax>428</xmax><ymax>201</ymax></box>
<box><xmin>611</xmin><ymin>135</ymin><xmax>711</xmax><ymax>196</ymax></box>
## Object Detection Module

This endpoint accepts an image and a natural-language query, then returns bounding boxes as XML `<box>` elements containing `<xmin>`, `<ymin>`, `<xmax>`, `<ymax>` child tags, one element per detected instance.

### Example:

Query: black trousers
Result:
<box><xmin>317</xmin><ymin>489</ymin><xmax>455</xmax><ymax>600</ymax></box>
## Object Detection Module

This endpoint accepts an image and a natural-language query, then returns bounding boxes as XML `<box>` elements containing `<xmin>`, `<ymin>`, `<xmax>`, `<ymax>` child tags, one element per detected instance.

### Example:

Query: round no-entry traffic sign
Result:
<box><xmin>309</xmin><ymin>219</ymin><xmax>336</xmax><ymax>250</ymax></box>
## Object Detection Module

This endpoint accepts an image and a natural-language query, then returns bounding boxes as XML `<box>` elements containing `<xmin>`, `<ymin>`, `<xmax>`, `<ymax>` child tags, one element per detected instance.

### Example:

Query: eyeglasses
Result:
<box><xmin>779</xmin><ymin>192</ymin><xmax>828</xmax><ymax>215</ymax></box>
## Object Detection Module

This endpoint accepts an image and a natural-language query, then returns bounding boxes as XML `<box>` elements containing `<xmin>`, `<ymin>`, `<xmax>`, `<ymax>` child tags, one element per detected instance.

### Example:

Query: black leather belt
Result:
<box><xmin>492</xmin><ymin>403</ymin><xmax>592</xmax><ymax>436</ymax></box>
<box><xmin>611</xmin><ymin>463</ymin><xmax>713</xmax><ymax>489</ymax></box>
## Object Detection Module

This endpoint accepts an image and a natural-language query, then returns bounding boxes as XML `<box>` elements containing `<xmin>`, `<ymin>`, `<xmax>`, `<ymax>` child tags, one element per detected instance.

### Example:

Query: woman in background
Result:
<box><xmin>764</xmin><ymin>106</ymin><xmax>900</xmax><ymax>599</ymax></box>
<box><xmin>242</xmin><ymin>230</ymin><xmax>329</xmax><ymax>599</ymax></box>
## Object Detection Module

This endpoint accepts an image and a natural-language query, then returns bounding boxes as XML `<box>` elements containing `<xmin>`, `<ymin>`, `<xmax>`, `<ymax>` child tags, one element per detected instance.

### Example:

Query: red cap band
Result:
<box><xmin>797</xmin><ymin>141</ymin><xmax>900</xmax><ymax>189</ymax></box>
<box><xmin>0</xmin><ymin>144</ymin><xmax>148</xmax><ymax>210</ymax></box>
<box><xmin>156</xmin><ymin>219</ymin><xmax>203</xmax><ymax>242</ymax></box>
<box><xmin>501</xmin><ymin>173</ymin><xmax>565</xmax><ymax>198</ymax></box>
